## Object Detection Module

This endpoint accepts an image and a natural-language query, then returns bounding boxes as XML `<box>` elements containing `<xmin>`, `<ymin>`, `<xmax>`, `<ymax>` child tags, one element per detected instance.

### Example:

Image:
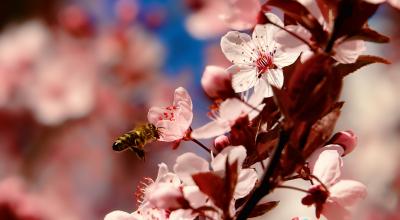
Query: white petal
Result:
<box><xmin>273</xmin><ymin>50</ymin><xmax>300</xmax><ymax>68</ymax></box>
<box><xmin>211</xmin><ymin>145</ymin><xmax>247</xmax><ymax>172</ymax></box>
<box><xmin>330</xmin><ymin>180</ymin><xmax>367</xmax><ymax>207</ymax></box>
<box><xmin>333</xmin><ymin>40</ymin><xmax>366</xmax><ymax>64</ymax></box>
<box><xmin>174</xmin><ymin>153</ymin><xmax>210</xmax><ymax>185</ymax></box>
<box><xmin>191</xmin><ymin>120</ymin><xmax>230</xmax><ymax>139</ymax></box>
<box><xmin>221</xmin><ymin>31</ymin><xmax>253</xmax><ymax>64</ymax></box>
<box><xmin>234</xmin><ymin>168</ymin><xmax>258</xmax><ymax>199</ymax></box>
<box><xmin>231</xmin><ymin>66</ymin><xmax>258</xmax><ymax>93</ymax></box>
<box><xmin>265</xmin><ymin>69</ymin><xmax>284</xmax><ymax>89</ymax></box>
<box><xmin>307</xmin><ymin>145</ymin><xmax>344</xmax><ymax>186</ymax></box>
<box><xmin>169</xmin><ymin>209</ymin><xmax>197</xmax><ymax>220</ymax></box>
<box><xmin>174</xmin><ymin>87</ymin><xmax>193</xmax><ymax>127</ymax></box>
<box><xmin>104</xmin><ymin>211</ymin><xmax>139</xmax><ymax>220</ymax></box>
<box><xmin>250</xmin><ymin>80</ymin><xmax>268</xmax><ymax>106</ymax></box>
<box><xmin>154</xmin><ymin>163</ymin><xmax>169</xmax><ymax>182</ymax></box>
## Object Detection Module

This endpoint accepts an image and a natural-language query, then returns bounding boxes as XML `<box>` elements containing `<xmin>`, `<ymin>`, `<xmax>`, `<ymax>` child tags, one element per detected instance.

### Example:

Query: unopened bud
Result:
<box><xmin>201</xmin><ymin>65</ymin><xmax>234</xmax><ymax>99</ymax></box>
<box><xmin>328</xmin><ymin>130</ymin><xmax>358</xmax><ymax>156</ymax></box>
<box><xmin>213</xmin><ymin>135</ymin><xmax>231</xmax><ymax>153</ymax></box>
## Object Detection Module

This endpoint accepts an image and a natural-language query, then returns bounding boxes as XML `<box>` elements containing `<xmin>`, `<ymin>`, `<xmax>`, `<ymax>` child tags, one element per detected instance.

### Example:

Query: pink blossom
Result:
<box><xmin>221</xmin><ymin>13</ymin><xmax>300</xmax><ymax>96</ymax></box>
<box><xmin>201</xmin><ymin>65</ymin><xmax>234</xmax><ymax>99</ymax></box>
<box><xmin>303</xmin><ymin>145</ymin><xmax>367</xmax><ymax>220</ymax></box>
<box><xmin>213</xmin><ymin>135</ymin><xmax>231</xmax><ymax>152</ymax></box>
<box><xmin>190</xmin><ymin>90</ymin><xmax>265</xmax><ymax>139</ymax></box>
<box><xmin>185</xmin><ymin>0</ymin><xmax>260</xmax><ymax>39</ymax></box>
<box><xmin>174</xmin><ymin>146</ymin><xmax>258</xmax><ymax>200</ymax></box>
<box><xmin>274</xmin><ymin>1</ymin><xmax>366</xmax><ymax>64</ymax></box>
<box><xmin>364</xmin><ymin>0</ymin><xmax>400</xmax><ymax>9</ymax></box>
<box><xmin>105</xmin><ymin>163</ymin><xmax>197</xmax><ymax>220</ymax></box>
<box><xmin>147</xmin><ymin>87</ymin><xmax>193</xmax><ymax>142</ymax></box>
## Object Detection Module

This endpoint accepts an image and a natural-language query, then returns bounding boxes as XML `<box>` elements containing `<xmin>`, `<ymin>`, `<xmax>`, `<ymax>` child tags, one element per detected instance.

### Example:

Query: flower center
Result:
<box><xmin>256</xmin><ymin>52</ymin><xmax>274</xmax><ymax>76</ymax></box>
<box><xmin>158</xmin><ymin>105</ymin><xmax>178</xmax><ymax>121</ymax></box>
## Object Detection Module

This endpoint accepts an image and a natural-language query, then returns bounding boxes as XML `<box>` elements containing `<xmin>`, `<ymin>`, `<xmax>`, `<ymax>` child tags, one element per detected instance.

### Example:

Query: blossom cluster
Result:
<box><xmin>105</xmin><ymin>0</ymin><xmax>395</xmax><ymax>219</ymax></box>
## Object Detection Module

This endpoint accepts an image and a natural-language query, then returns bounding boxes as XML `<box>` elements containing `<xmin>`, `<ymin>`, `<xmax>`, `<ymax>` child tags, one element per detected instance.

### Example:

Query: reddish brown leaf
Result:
<box><xmin>335</xmin><ymin>55</ymin><xmax>391</xmax><ymax>78</ymax></box>
<box><xmin>349</xmin><ymin>27</ymin><xmax>390</xmax><ymax>43</ymax></box>
<box><xmin>192</xmin><ymin>172</ymin><xmax>225</xmax><ymax>209</ymax></box>
<box><xmin>302</xmin><ymin>103</ymin><xmax>343</xmax><ymax>158</ymax></box>
<box><xmin>248</xmin><ymin>201</ymin><xmax>280</xmax><ymax>218</ymax></box>
<box><xmin>327</xmin><ymin>0</ymin><xmax>379</xmax><ymax>51</ymax></box>
<box><xmin>265</xmin><ymin>0</ymin><xmax>327</xmax><ymax>45</ymax></box>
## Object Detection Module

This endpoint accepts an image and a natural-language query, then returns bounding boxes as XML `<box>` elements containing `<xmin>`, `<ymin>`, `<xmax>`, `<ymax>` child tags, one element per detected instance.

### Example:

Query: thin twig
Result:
<box><xmin>191</xmin><ymin>138</ymin><xmax>211</xmax><ymax>154</ymax></box>
<box><xmin>236</xmin><ymin>127</ymin><xmax>292</xmax><ymax>220</ymax></box>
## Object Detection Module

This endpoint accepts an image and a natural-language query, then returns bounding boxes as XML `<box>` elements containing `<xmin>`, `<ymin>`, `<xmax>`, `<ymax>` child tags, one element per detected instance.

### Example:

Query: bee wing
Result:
<box><xmin>130</xmin><ymin>147</ymin><xmax>146</xmax><ymax>161</ymax></box>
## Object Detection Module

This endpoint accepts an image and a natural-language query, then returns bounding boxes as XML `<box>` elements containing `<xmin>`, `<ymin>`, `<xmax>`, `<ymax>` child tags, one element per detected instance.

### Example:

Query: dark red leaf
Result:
<box><xmin>192</xmin><ymin>172</ymin><xmax>225</xmax><ymax>209</ymax></box>
<box><xmin>248</xmin><ymin>201</ymin><xmax>280</xmax><ymax>218</ymax></box>
<box><xmin>265</xmin><ymin>0</ymin><xmax>328</xmax><ymax>45</ymax></box>
<box><xmin>334</xmin><ymin>55</ymin><xmax>391</xmax><ymax>78</ymax></box>
<box><xmin>302</xmin><ymin>102</ymin><xmax>343</xmax><ymax>157</ymax></box>
<box><xmin>327</xmin><ymin>0</ymin><xmax>379</xmax><ymax>51</ymax></box>
<box><xmin>349</xmin><ymin>27</ymin><xmax>390</xmax><ymax>43</ymax></box>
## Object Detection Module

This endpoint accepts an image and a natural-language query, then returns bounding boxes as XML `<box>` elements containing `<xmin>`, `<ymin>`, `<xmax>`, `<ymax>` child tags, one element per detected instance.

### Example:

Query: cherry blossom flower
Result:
<box><xmin>190</xmin><ymin>89</ymin><xmax>265</xmax><ymax>139</ymax></box>
<box><xmin>328</xmin><ymin>130</ymin><xmax>358</xmax><ymax>156</ymax></box>
<box><xmin>364</xmin><ymin>0</ymin><xmax>400</xmax><ymax>9</ymax></box>
<box><xmin>274</xmin><ymin>0</ymin><xmax>366</xmax><ymax>64</ymax></box>
<box><xmin>185</xmin><ymin>0</ymin><xmax>260</xmax><ymax>39</ymax></box>
<box><xmin>105</xmin><ymin>163</ymin><xmax>197</xmax><ymax>220</ymax></box>
<box><xmin>302</xmin><ymin>145</ymin><xmax>367</xmax><ymax>220</ymax></box>
<box><xmin>147</xmin><ymin>87</ymin><xmax>193</xmax><ymax>142</ymax></box>
<box><xmin>174</xmin><ymin>146</ymin><xmax>258</xmax><ymax>201</ymax></box>
<box><xmin>221</xmin><ymin>13</ymin><xmax>300</xmax><ymax>96</ymax></box>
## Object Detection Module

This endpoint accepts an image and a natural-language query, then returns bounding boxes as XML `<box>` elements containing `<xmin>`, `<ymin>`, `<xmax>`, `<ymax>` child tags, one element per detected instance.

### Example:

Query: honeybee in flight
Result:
<box><xmin>112</xmin><ymin>123</ymin><xmax>160</xmax><ymax>160</ymax></box>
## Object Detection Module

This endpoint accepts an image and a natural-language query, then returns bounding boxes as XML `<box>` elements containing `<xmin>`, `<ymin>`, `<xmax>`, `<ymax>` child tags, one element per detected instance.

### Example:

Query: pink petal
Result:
<box><xmin>275</xmin><ymin>25</ymin><xmax>311</xmax><ymax>53</ymax></box>
<box><xmin>234</xmin><ymin>168</ymin><xmax>258</xmax><ymax>199</ymax></box>
<box><xmin>363</xmin><ymin>0</ymin><xmax>386</xmax><ymax>3</ymax></box>
<box><xmin>265</xmin><ymin>68</ymin><xmax>284</xmax><ymax>89</ymax></box>
<box><xmin>191</xmin><ymin>120</ymin><xmax>230</xmax><ymax>139</ymax></box>
<box><xmin>221</xmin><ymin>31</ymin><xmax>253</xmax><ymax>65</ymax></box>
<box><xmin>220</xmin><ymin>0</ymin><xmax>260</xmax><ymax>30</ymax></box>
<box><xmin>173</xmin><ymin>153</ymin><xmax>210</xmax><ymax>185</ymax></box>
<box><xmin>322</xmin><ymin>200</ymin><xmax>351</xmax><ymax>220</ymax></box>
<box><xmin>333</xmin><ymin>40</ymin><xmax>366</xmax><ymax>64</ymax></box>
<box><xmin>155</xmin><ymin>163</ymin><xmax>169</xmax><ymax>182</ymax></box>
<box><xmin>329</xmin><ymin>180</ymin><xmax>367</xmax><ymax>207</ymax></box>
<box><xmin>211</xmin><ymin>145</ymin><xmax>247</xmax><ymax>172</ymax></box>
<box><xmin>219</xmin><ymin>98</ymin><xmax>246</xmax><ymax>121</ymax></box>
<box><xmin>231</xmin><ymin>66</ymin><xmax>258</xmax><ymax>93</ymax></box>
<box><xmin>156</xmin><ymin>120</ymin><xmax>185</xmax><ymax>142</ymax></box>
<box><xmin>182</xmin><ymin>185</ymin><xmax>208</xmax><ymax>209</ymax></box>
<box><xmin>104</xmin><ymin>211</ymin><xmax>139</xmax><ymax>220</ymax></box>
<box><xmin>388</xmin><ymin>0</ymin><xmax>400</xmax><ymax>9</ymax></box>
<box><xmin>147</xmin><ymin>183</ymin><xmax>183</xmax><ymax>210</ymax></box>
<box><xmin>147</xmin><ymin>106</ymin><xmax>164</xmax><ymax>124</ymax></box>
<box><xmin>185</xmin><ymin>1</ymin><xmax>229</xmax><ymax>39</ymax></box>
<box><xmin>307</xmin><ymin>145</ymin><xmax>344</xmax><ymax>186</ymax></box>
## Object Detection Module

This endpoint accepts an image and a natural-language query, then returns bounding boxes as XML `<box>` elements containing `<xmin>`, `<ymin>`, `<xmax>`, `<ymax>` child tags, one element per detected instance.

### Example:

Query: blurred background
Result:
<box><xmin>0</xmin><ymin>0</ymin><xmax>398</xmax><ymax>219</ymax></box>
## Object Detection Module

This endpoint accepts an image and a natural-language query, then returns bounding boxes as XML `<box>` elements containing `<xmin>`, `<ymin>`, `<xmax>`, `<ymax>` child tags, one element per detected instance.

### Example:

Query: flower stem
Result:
<box><xmin>235</xmin><ymin>97</ymin><xmax>261</xmax><ymax>113</ymax></box>
<box><xmin>236</xmin><ymin>127</ymin><xmax>291</xmax><ymax>220</ymax></box>
<box><xmin>191</xmin><ymin>138</ymin><xmax>211</xmax><ymax>154</ymax></box>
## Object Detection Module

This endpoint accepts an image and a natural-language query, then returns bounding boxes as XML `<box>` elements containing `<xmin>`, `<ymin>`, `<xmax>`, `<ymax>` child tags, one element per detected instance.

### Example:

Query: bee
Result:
<box><xmin>112</xmin><ymin>123</ymin><xmax>160</xmax><ymax>160</ymax></box>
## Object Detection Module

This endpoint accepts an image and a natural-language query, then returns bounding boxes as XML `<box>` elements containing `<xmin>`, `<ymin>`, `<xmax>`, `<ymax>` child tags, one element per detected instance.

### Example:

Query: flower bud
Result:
<box><xmin>328</xmin><ymin>130</ymin><xmax>358</xmax><ymax>156</ymax></box>
<box><xmin>213</xmin><ymin>135</ymin><xmax>231</xmax><ymax>153</ymax></box>
<box><xmin>201</xmin><ymin>65</ymin><xmax>234</xmax><ymax>99</ymax></box>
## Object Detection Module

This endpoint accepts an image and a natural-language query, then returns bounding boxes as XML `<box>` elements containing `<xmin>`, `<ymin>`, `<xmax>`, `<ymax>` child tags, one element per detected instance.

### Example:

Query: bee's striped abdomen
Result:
<box><xmin>112</xmin><ymin>131</ymin><xmax>138</xmax><ymax>152</ymax></box>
